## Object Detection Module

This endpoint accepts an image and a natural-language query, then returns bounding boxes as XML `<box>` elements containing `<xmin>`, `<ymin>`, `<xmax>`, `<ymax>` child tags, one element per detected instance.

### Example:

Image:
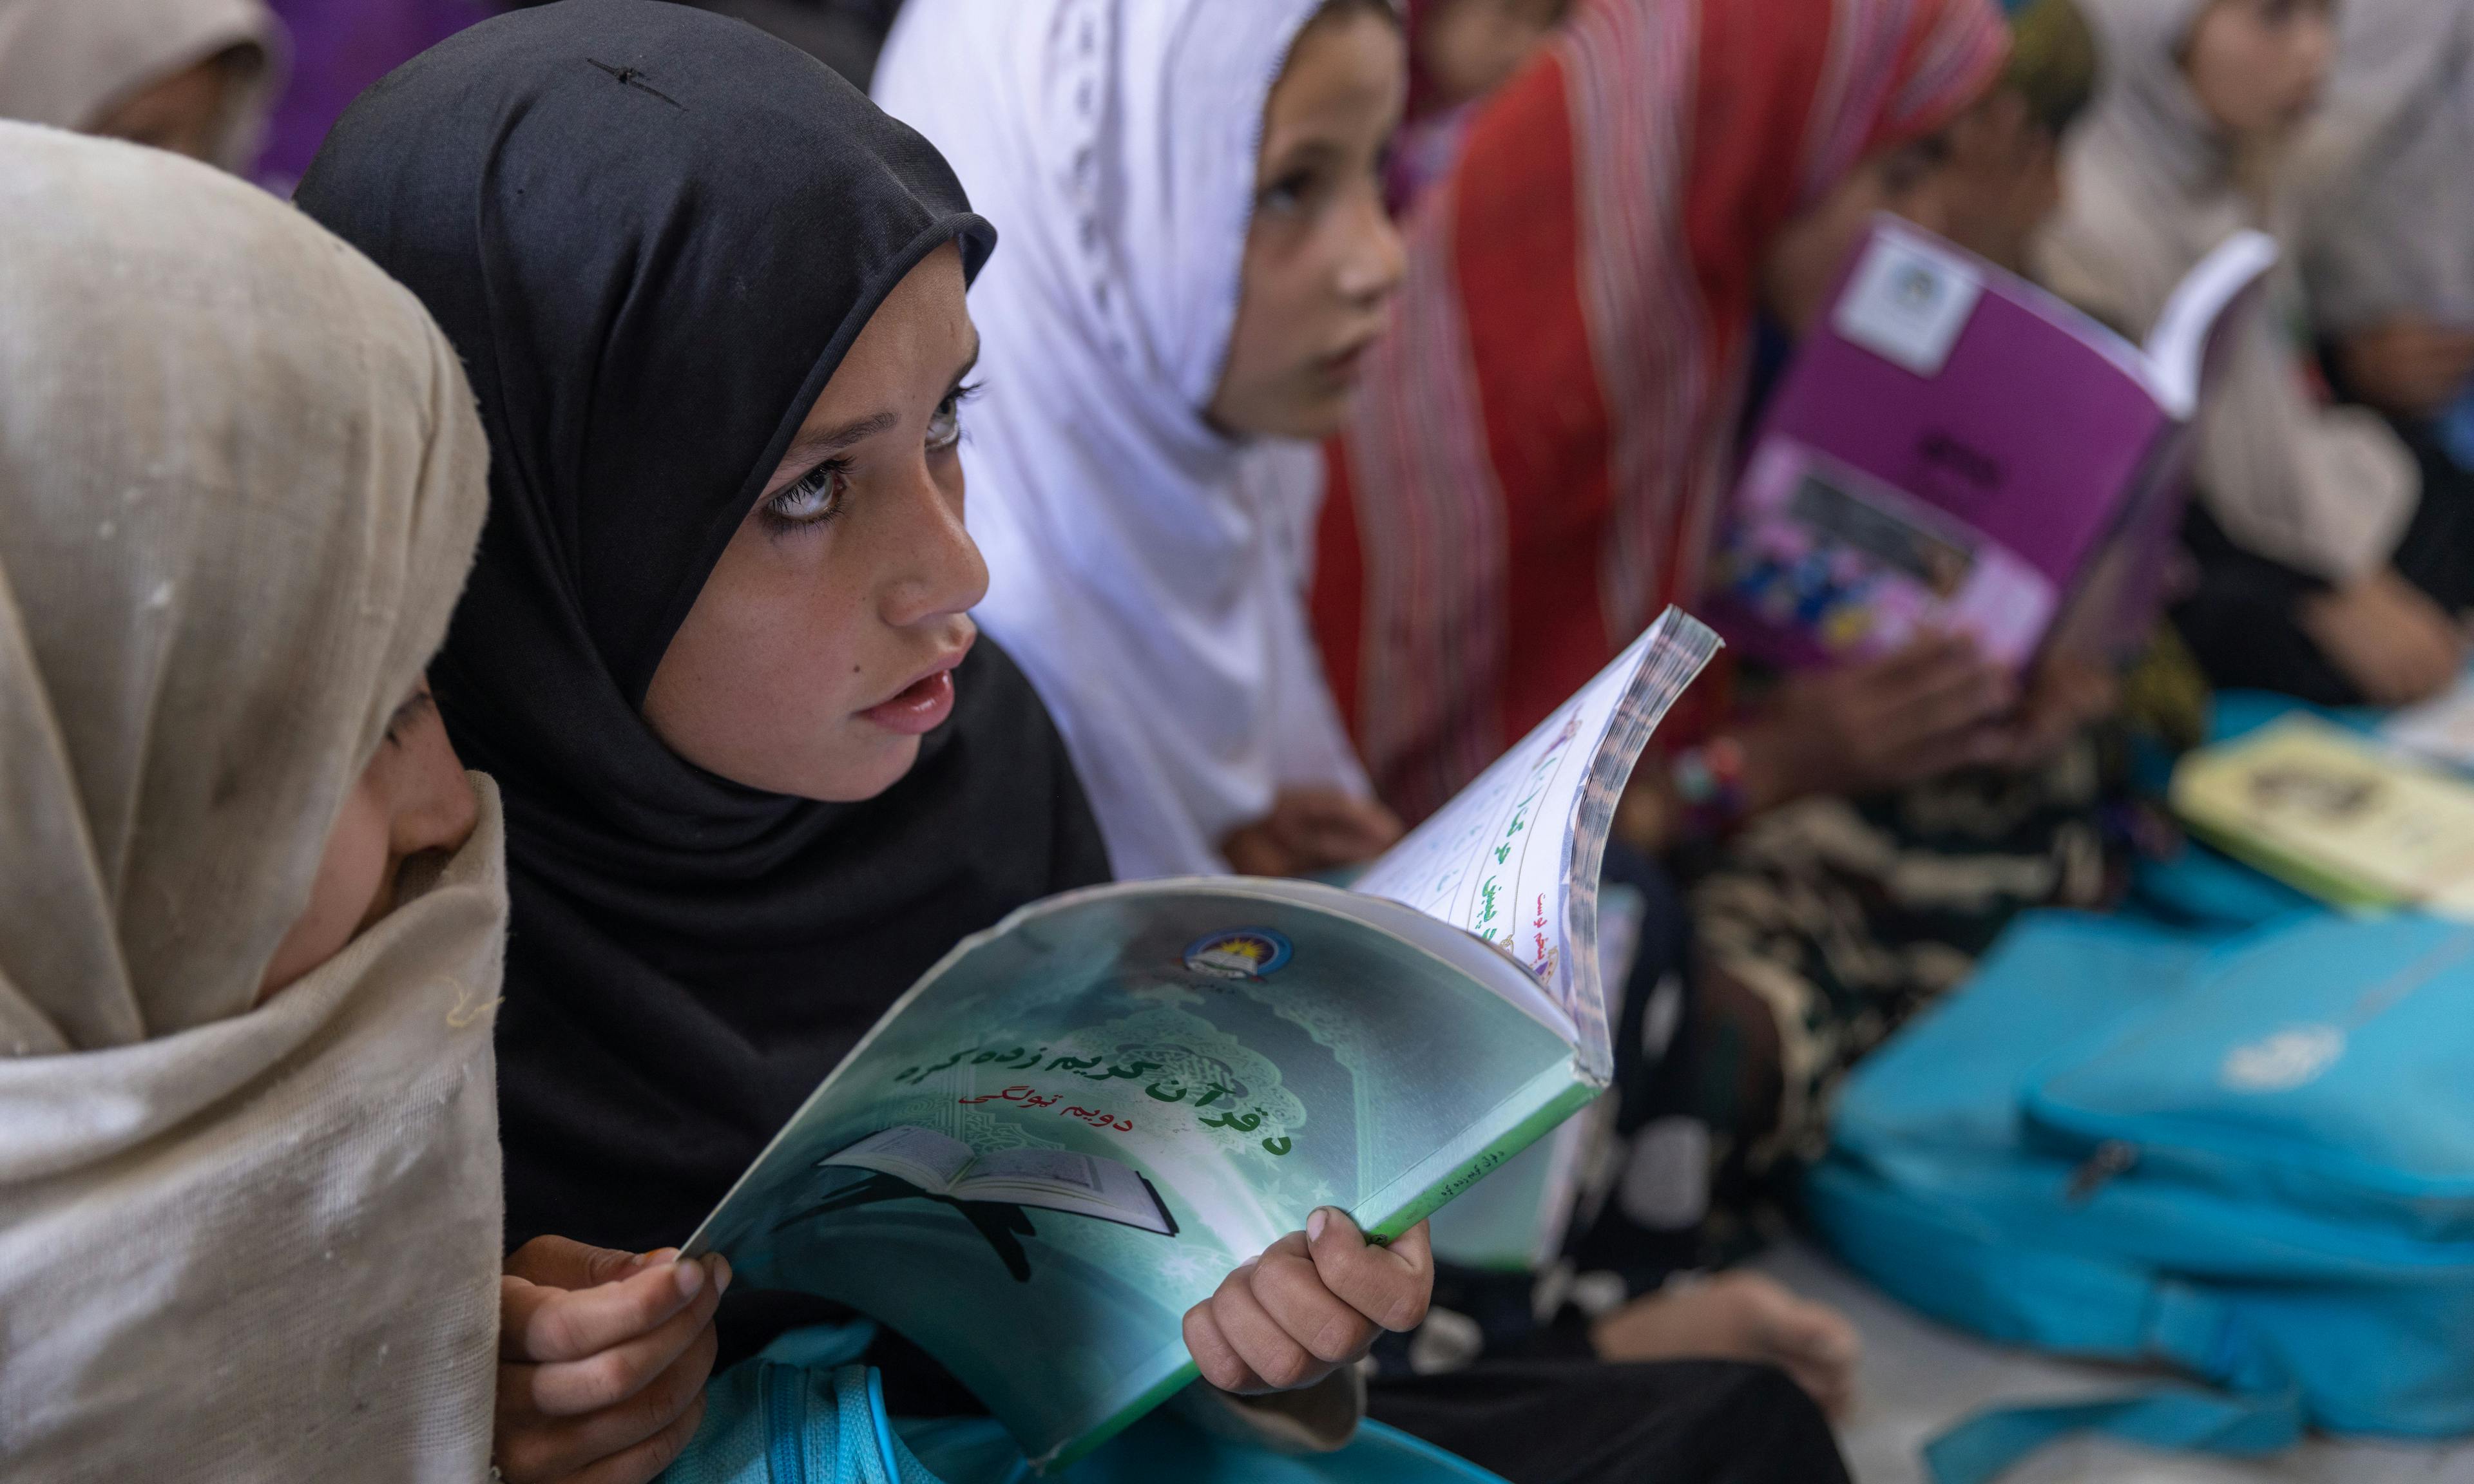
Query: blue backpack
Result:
<box><xmin>1807</xmin><ymin>907</ymin><xmax>2474</xmax><ymax>1483</ymax></box>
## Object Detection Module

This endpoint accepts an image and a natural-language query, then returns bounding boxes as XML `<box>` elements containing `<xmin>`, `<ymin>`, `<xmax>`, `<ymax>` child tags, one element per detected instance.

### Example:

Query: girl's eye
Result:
<box><xmin>383</xmin><ymin>690</ymin><xmax>434</xmax><ymax>748</ymax></box>
<box><xmin>927</xmin><ymin>381</ymin><xmax>979</xmax><ymax>452</ymax></box>
<box><xmin>762</xmin><ymin>460</ymin><xmax>849</xmax><ymax>532</ymax></box>
<box><xmin>1260</xmin><ymin>169</ymin><xmax>1318</xmax><ymax>216</ymax></box>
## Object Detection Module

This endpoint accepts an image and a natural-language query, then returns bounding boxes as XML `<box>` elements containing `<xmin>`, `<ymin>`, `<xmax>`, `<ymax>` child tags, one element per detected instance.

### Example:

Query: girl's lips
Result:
<box><xmin>861</xmin><ymin>667</ymin><xmax>958</xmax><ymax>736</ymax></box>
<box><xmin>1320</xmin><ymin>340</ymin><xmax>1372</xmax><ymax>382</ymax></box>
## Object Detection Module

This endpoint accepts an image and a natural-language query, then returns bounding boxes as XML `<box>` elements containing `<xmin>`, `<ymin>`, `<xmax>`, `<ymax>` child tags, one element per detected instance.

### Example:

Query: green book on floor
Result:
<box><xmin>2171</xmin><ymin>714</ymin><xmax>2474</xmax><ymax>917</ymax></box>
<box><xmin>682</xmin><ymin>608</ymin><xmax>1720</xmax><ymax>1469</ymax></box>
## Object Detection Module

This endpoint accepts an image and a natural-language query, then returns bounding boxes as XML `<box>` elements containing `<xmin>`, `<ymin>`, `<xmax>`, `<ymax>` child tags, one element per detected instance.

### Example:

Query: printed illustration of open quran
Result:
<box><xmin>781</xmin><ymin>1125</ymin><xmax>1178</xmax><ymax>1283</ymax></box>
<box><xmin>680</xmin><ymin>608</ymin><xmax>1719</xmax><ymax>1470</ymax></box>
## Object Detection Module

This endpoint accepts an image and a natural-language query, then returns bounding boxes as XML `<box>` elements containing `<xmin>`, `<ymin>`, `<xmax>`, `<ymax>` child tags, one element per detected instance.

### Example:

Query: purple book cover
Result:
<box><xmin>1708</xmin><ymin>217</ymin><xmax>2180</xmax><ymax>671</ymax></box>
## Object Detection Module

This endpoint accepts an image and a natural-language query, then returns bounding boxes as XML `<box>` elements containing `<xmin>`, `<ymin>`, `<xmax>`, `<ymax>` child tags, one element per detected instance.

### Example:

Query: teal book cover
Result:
<box><xmin>683</xmin><ymin>609</ymin><xmax>1720</xmax><ymax>1468</ymax></box>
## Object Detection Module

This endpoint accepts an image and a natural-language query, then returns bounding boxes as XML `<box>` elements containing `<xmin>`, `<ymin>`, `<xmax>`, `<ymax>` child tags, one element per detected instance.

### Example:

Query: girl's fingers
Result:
<box><xmin>507</xmin><ymin>1255</ymin><xmax>720</xmax><ymax>1365</ymax></box>
<box><xmin>521</xmin><ymin>1277</ymin><xmax>722</xmax><ymax>1417</ymax></box>
<box><xmin>1204</xmin><ymin>1255</ymin><xmax>1324</xmax><ymax>1392</ymax></box>
<box><xmin>1184</xmin><ymin>1289</ymin><xmax>1271</xmax><ymax>1394</ymax></box>
<box><xmin>1249</xmin><ymin>1242</ymin><xmax>1378</xmax><ymax>1365</ymax></box>
<box><xmin>503</xmin><ymin>1235</ymin><xmax>656</xmax><ymax>1292</ymax></box>
<box><xmin>1305</xmin><ymin>1211</ymin><xmax>1432</xmax><ymax>1335</ymax></box>
<box><xmin>497</xmin><ymin>1323</ymin><xmax>716</xmax><ymax>1481</ymax></box>
<box><xmin>562</xmin><ymin>1388</ymin><xmax>709</xmax><ymax>1484</ymax></box>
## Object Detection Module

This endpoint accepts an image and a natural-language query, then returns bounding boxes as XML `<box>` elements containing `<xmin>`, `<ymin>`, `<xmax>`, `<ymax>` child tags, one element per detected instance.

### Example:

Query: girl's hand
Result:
<box><xmin>1222</xmin><ymin>788</ymin><xmax>1405</xmax><ymax>878</ymax></box>
<box><xmin>2303</xmin><ymin>567</ymin><xmax>2469</xmax><ymax>708</ymax></box>
<box><xmin>494</xmin><ymin>1236</ymin><xmax>728</xmax><ymax>1484</ymax></box>
<box><xmin>1736</xmin><ymin>631</ymin><xmax>2016</xmax><ymax>807</ymax></box>
<box><xmin>1183</xmin><ymin>1211</ymin><xmax>1432</xmax><ymax>1394</ymax></box>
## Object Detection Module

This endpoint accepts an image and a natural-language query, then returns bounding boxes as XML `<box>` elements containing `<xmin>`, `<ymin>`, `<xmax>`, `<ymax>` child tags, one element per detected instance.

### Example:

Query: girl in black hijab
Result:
<box><xmin>297</xmin><ymin>3</ymin><xmax>1439</xmax><ymax>1477</ymax></box>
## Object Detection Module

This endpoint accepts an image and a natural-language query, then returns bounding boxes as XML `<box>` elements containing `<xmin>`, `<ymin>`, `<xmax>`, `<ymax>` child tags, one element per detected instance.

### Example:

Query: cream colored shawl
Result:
<box><xmin>2038</xmin><ymin>0</ymin><xmax>2417</xmax><ymax>584</ymax></box>
<box><xmin>0</xmin><ymin>124</ymin><xmax>501</xmax><ymax>1481</ymax></box>
<box><xmin>0</xmin><ymin>0</ymin><xmax>285</xmax><ymax>170</ymax></box>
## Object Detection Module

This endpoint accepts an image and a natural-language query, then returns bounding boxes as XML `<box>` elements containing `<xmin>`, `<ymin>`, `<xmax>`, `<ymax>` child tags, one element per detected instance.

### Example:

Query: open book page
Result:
<box><xmin>2385</xmin><ymin>670</ymin><xmax>2474</xmax><ymax>770</ymax></box>
<box><xmin>1354</xmin><ymin>608</ymin><xmax>1721</xmax><ymax>1081</ymax></box>
<box><xmin>2138</xmin><ymin>229</ymin><xmax>2280</xmax><ymax>420</ymax></box>
<box><xmin>682</xmin><ymin>880</ymin><xmax>1586</xmax><ymax>1467</ymax></box>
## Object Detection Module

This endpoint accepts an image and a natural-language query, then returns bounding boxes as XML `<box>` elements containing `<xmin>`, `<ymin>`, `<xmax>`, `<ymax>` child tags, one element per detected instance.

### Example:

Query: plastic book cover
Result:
<box><xmin>2171</xmin><ymin>716</ymin><xmax>2474</xmax><ymax>917</ymax></box>
<box><xmin>1709</xmin><ymin>216</ymin><xmax>2274</xmax><ymax>671</ymax></box>
<box><xmin>681</xmin><ymin>610</ymin><xmax>1721</xmax><ymax>1468</ymax></box>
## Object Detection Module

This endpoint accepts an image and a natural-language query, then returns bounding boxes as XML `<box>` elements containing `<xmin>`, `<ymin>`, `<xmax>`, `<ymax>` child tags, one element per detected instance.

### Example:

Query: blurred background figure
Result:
<box><xmin>2041</xmin><ymin>0</ymin><xmax>2470</xmax><ymax>710</ymax></box>
<box><xmin>1388</xmin><ymin>0</ymin><xmax>1571</xmax><ymax>215</ymax></box>
<box><xmin>250</xmin><ymin>0</ymin><xmax>490</xmax><ymax>193</ymax></box>
<box><xmin>0</xmin><ymin>0</ymin><xmax>285</xmax><ymax>169</ymax></box>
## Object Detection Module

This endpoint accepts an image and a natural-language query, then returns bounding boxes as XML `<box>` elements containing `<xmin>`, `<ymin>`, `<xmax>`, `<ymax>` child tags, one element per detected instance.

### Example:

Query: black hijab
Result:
<box><xmin>296</xmin><ymin>0</ymin><xmax>1111</xmax><ymax>1260</ymax></box>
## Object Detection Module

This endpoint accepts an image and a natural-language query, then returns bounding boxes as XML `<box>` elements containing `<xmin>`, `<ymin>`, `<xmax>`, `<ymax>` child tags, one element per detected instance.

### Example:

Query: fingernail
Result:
<box><xmin>673</xmin><ymin>1259</ymin><xmax>705</xmax><ymax>1299</ymax></box>
<box><xmin>633</xmin><ymin>1246</ymin><xmax>680</xmax><ymax>1270</ymax></box>
<box><xmin>713</xmin><ymin>1255</ymin><xmax>734</xmax><ymax>1296</ymax></box>
<box><xmin>1307</xmin><ymin>1208</ymin><xmax>1329</xmax><ymax>1242</ymax></box>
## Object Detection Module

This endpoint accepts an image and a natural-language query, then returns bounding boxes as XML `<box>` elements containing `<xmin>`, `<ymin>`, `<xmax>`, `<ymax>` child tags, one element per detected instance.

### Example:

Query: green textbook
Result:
<box><xmin>682</xmin><ymin>609</ymin><xmax>1721</xmax><ymax>1468</ymax></box>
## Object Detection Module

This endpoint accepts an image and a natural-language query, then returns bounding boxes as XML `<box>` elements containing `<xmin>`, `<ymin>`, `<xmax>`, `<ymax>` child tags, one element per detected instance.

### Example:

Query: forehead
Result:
<box><xmin>799</xmin><ymin>244</ymin><xmax>974</xmax><ymax>430</ymax></box>
<box><xmin>1263</xmin><ymin>10</ymin><xmax>1407</xmax><ymax>149</ymax></box>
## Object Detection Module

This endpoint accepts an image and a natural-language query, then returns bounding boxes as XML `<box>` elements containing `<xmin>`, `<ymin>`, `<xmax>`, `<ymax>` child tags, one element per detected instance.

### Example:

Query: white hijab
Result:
<box><xmin>874</xmin><ymin>0</ymin><xmax>1372</xmax><ymax>880</ymax></box>
<box><xmin>0</xmin><ymin>0</ymin><xmax>287</xmax><ymax>171</ymax></box>
<box><xmin>2038</xmin><ymin>0</ymin><xmax>2417</xmax><ymax>584</ymax></box>
<box><xmin>2295</xmin><ymin>0</ymin><xmax>2474</xmax><ymax>330</ymax></box>
<box><xmin>0</xmin><ymin>124</ymin><xmax>501</xmax><ymax>1480</ymax></box>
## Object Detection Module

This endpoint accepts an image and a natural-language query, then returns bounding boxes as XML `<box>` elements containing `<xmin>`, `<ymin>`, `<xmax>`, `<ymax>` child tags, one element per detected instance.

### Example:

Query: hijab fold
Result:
<box><xmin>0</xmin><ymin>123</ymin><xmax>499</xmax><ymax>1479</ymax></box>
<box><xmin>2296</xmin><ymin>0</ymin><xmax>2474</xmax><ymax>332</ymax></box>
<box><xmin>298</xmin><ymin>0</ymin><xmax>1110</xmax><ymax>1259</ymax></box>
<box><xmin>0</xmin><ymin>0</ymin><xmax>287</xmax><ymax>170</ymax></box>
<box><xmin>874</xmin><ymin>0</ymin><xmax>1376</xmax><ymax>881</ymax></box>
<box><xmin>1315</xmin><ymin>0</ymin><xmax>2010</xmax><ymax>822</ymax></box>
<box><xmin>2038</xmin><ymin>0</ymin><xmax>2417</xmax><ymax>584</ymax></box>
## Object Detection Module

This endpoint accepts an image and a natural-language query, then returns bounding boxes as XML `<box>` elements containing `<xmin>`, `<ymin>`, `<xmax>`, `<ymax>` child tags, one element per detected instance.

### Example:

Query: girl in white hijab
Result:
<box><xmin>872</xmin><ymin>0</ymin><xmax>1408</xmax><ymax>882</ymax></box>
<box><xmin>0</xmin><ymin>0</ymin><xmax>285</xmax><ymax>167</ymax></box>
<box><xmin>2038</xmin><ymin>0</ymin><xmax>2468</xmax><ymax>709</ymax></box>
<box><xmin>0</xmin><ymin>124</ymin><xmax>723</xmax><ymax>1484</ymax></box>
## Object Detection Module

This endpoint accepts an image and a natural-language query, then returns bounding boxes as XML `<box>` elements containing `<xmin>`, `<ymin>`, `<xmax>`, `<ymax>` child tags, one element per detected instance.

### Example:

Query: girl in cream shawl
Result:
<box><xmin>2040</xmin><ymin>0</ymin><xmax>2469</xmax><ymax>707</ymax></box>
<box><xmin>0</xmin><ymin>126</ymin><xmax>720</xmax><ymax>1484</ymax></box>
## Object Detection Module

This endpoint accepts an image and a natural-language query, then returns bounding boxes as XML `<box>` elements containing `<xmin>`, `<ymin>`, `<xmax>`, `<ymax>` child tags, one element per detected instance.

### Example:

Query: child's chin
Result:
<box><xmin>792</xmin><ymin>734</ymin><xmax>924</xmax><ymax>804</ymax></box>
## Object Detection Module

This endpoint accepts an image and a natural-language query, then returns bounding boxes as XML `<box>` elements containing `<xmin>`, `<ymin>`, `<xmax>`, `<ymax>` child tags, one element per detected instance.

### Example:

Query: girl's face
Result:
<box><xmin>90</xmin><ymin>49</ymin><xmax>245</xmax><ymax>163</ymax></box>
<box><xmin>258</xmin><ymin>680</ymin><xmax>477</xmax><ymax>1001</ymax></box>
<box><xmin>1416</xmin><ymin>0</ymin><xmax>1569</xmax><ymax>111</ymax></box>
<box><xmin>1207</xmin><ymin>5</ymin><xmax>1409</xmax><ymax>441</ymax></box>
<box><xmin>642</xmin><ymin>243</ymin><xmax>986</xmax><ymax>803</ymax></box>
<box><xmin>2184</xmin><ymin>0</ymin><xmax>2333</xmax><ymax>141</ymax></box>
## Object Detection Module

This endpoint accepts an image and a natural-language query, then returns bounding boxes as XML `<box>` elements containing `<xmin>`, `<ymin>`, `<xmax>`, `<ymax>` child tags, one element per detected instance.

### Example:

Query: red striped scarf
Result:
<box><xmin>1315</xmin><ymin>0</ymin><xmax>2010</xmax><ymax>823</ymax></box>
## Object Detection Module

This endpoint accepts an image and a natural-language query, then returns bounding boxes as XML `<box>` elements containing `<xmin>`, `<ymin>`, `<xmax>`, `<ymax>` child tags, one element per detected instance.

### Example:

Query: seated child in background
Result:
<box><xmin>1387</xmin><ymin>0</ymin><xmax>1573</xmax><ymax>214</ymax></box>
<box><xmin>2040</xmin><ymin>0</ymin><xmax>2469</xmax><ymax>709</ymax></box>
<box><xmin>0</xmin><ymin>126</ymin><xmax>717</xmax><ymax>1483</ymax></box>
<box><xmin>876</xmin><ymin>0</ymin><xmax>1410</xmax><ymax>884</ymax></box>
<box><xmin>2296</xmin><ymin>0</ymin><xmax>2474</xmax><ymax>682</ymax></box>
<box><xmin>0</xmin><ymin>0</ymin><xmax>284</xmax><ymax>166</ymax></box>
<box><xmin>1314</xmin><ymin>0</ymin><xmax>2107</xmax><ymax>1388</ymax></box>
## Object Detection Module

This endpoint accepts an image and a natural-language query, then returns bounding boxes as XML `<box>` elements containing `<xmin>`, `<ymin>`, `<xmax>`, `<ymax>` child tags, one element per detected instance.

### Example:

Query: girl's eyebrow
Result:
<box><xmin>773</xmin><ymin>337</ymin><xmax>983</xmax><ymax>471</ymax></box>
<box><xmin>779</xmin><ymin>410</ymin><xmax>899</xmax><ymax>471</ymax></box>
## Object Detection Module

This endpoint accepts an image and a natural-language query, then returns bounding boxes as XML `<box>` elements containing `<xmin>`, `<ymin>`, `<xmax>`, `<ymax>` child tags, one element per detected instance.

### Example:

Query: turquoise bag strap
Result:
<box><xmin>756</xmin><ymin>1363</ymin><xmax>947</xmax><ymax>1484</ymax></box>
<box><xmin>1923</xmin><ymin>1388</ymin><xmax>2304</xmax><ymax>1484</ymax></box>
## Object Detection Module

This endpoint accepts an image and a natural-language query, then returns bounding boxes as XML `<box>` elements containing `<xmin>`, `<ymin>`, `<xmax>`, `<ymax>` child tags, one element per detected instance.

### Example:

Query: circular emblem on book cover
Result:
<box><xmin>1182</xmin><ymin>928</ymin><xmax>1292</xmax><ymax>980</ymax></box>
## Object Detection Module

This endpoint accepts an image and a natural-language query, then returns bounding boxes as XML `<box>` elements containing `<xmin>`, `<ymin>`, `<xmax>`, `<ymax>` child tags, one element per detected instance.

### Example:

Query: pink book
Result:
<box><xmin>1707</xmin><ymin>214</ymin><xmax>2278</xmax><ymax>671</ymax></box>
